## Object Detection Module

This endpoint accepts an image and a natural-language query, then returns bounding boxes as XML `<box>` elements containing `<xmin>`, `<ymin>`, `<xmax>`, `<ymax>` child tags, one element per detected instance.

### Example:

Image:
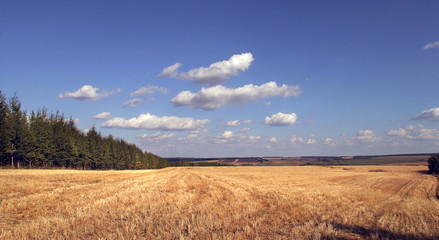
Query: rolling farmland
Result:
<box><xmin>1</xmin><ymin>166</ymin><xmax>438</xmax><ymax>239</ymax></box>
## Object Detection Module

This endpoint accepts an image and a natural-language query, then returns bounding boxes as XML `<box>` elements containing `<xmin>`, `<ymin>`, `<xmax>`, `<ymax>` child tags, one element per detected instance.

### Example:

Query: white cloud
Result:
<box><xmin>58</xmin><ymin>85</ymin><xmax>121</xmax><ymax>101</ymax></box>
<box><xmin>215</xmin><ymin>130</ymin><xmax>261</xmax><ymax>144</ymax></box>
<box><xmin>226</xmin><ymin>119</ymin><xmax>253</xmax><ymax>127</ymax></box>
<box><xmin>159</xmin><ymin>53</ymin><xmax>254</xmax><ymax>86</ymax></box>
<box><xmin>264</xmin><ymin>112</ymin><xmax>298</xmax><ymax>126</ymax></box>
<box><xmin>177</xmin><ymin>129</ymin><xmax>209</xmax><ymax>143</ymax></box>
<box><xmin>240</xmin><ymin>128</ymin><xmax>251</xmax><ymax>133</ymax></box>
<box><xmin>388</xmin><ymin>125</ymin><xmax>439</xmax><ymax>140</ymax></box>
<box><xmin>290</xmin><ymin>135</ymin><xmax>304</xmax><ymax>144</ymax></box>
<box><xmin>352</xmin><ymin>130</ymin><xmax>382</xmax><ymax>143</ymax></box>
<box><xmin>265</xmin><ymin>101</ymin><xmax>272</xmax><ymax>106</ymax></box>
<box><xmin>226</xmin><ymin>120</ymin><xmax>240</xmax><ymax>127</ymax></box>
<box><xmin>171</xmin><ymin>81</ymin><xmax>301</xmax><ymax>110</ymax></box>
<box><xmin>101</xmin><ymin>113</ymin><xmax>209</xmax><ymax>131</ymax></box>
<box><xmin>158</xmin><ymin>63</ymin><xmax>182</xmax><ymax>79</ymax></box>
<box><xmin>412</xmin><ymin>107</ymin><xmax>439</xmax><ymax>122</ymax></box>
<box><xmin>270</xmin><ymin>137</ymin><xmax>278</xmax><ymax>143</ymax></box>
<box><xmin>137</xmin><ymin>132</ymin><xmax>176</xmax><ymax>143</ymax></box>
<box><xmin>423</xmin><ymin>40</ymin><xmax>439</xmax><ymax>50</ymax></box>
<box><xmin>324</xmin><ymin>138</ymin><xmax>336</xmax><ymax>146</ymax></box>
<box><xmin>130</xmin><ymin>85</ymin><xmax>168</xmax><ymax>96</ymax></box>
<box><xmin>289</xmin><ymin>134</ymin><xmax>317</xmax><ymax>145</ymax></box>
<box><xmin>93</xmin><ymin>112</ymin><xmax>112</xmax><ymax>120</ymax></box>
<box><xmin>248</xmin><ymin>135</ymin><xmax>262</xmax><ymax>142</ymax></box>
<box><xmin>122</xmin><ymin>98</ymin><xmax>153</xmax><ymax>107</ymax></box>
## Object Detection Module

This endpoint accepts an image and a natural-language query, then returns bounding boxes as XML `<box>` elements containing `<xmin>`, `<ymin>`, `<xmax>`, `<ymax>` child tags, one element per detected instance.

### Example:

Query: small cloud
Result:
<box><xmin>423</xmin><ymin>40</ymin><xmax>439</xmax><ymax>50</ymax></box>
<box><xmin>137</xmin><ymin>132</ymin><xmax>176</xmax><ymax>143</ymax></box>
<box><xmin>226</xmin><ymin>120</ymin><xmax>241</xmax><ymax>127</ymax></box>
<box><xmin>324</xmin><ymin>138</ymin><xmax>336</xmax><ymax>147</ymax></box>
<box><xmin>305</xmin><ymin>77</ymin><xmax>312</xmax><ymax>81</ymax></box>
<box><xmin>290</xmin><ymin>135</ymin><xmax>304</xmax><ymax>144</ymax></box>
<box><xmin>158</xmin><ymin>63</ymin><xmax>182</xmax><ymax>79</ymax></box>
<box><xmin>247</xmin><ymin>135</ymin><xmax>261</xmax><ymax>143</ymax></box>
<box><xmin>306</xmin><ymin>139</ymin><xmax>317</xmax><ymax>145</ymax></box>
<box><xmin>101</xmin><ymin>113</ymin><xmax>209</xmax><ymax>131</ymax></box>
<box><xmin>412</xmin><ymin>107</ymin><xmax>439</xmax><ymax>122</ymax></box>
<box><xmin>352</xmin><ymin>130</ymin><xmax>382</xmax><ymax>143</ymax></box>
<box><xmin>171</xmin><ymin>81</ymin><xmax>301</xmax><ymax>110</ymax></box>
<box><xmin>159</xmin><ymin>53</ymin><xmax>254</xmax><ymax>86</ymax></box>
<box><xmin>306</xmin><ymin>120</ymin><xmax>314</xmax><ymax>125</ymax></box>
<box><xmin>269</xmin><ymin>137</ymin><xmax>278</xmax><ymax>143</ymax></box>
<box><xmin>265</xmin><ymin>101</ymin><xmax>272</xmax><ymax>106</ymax></box>
<box><xmin>264</xmin><ymin>112</ymin><xmax>298</xmax><ymax>126</ymax></box>
<box><xmin>226</xmin><ymin>119</ymin><xmax>253</xmax><ymax>127</ymax></box>
<box><xmin>58</xmin><ymin>85</ymin><xmax>120</xmax><ymax>101</ymax></box>
<box><xmin>122</xmin><ymin>98</ymin><xmax>153</xmax><ymax>108</ymax></box>
<box><xmin>215</xmin><ymin>130</ymin><xmax>261</xmax><ymax>144</ymax></box>
<box><xmin>130</xmin><ymin>85</ymin><xmax>168</xmax><ymax>96</ymax></box>
<box><xmin>93</xmin><ymin>112</ymin><xmax>111</xmax><ymax>120</ymax></box>
<box><xmin>239</xmin><ymin>128</ymin><xmax>251</xmax><ymax>133</ymax></box>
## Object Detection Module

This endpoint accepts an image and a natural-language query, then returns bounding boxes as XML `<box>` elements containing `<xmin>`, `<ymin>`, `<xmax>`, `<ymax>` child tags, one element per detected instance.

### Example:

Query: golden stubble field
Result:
<box><xmin>1</xmin><ymin>166</ymin><xmax>438</xmax><ymax>239</ymax></box>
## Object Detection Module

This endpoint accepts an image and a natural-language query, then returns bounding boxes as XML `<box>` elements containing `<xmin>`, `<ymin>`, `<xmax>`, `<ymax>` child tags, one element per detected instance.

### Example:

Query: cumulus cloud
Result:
<box><xmin>388</xmin><ymin>125</ymin><xmax>439</xmax><ymax>140</ymax></box>
<box><xmin>423</xmin><ymin>40</ymin><xmax>439</xmax><ymax>50</ymax></box>
<box><xmin>171</xmin><ymin>81</ymin><xmax>301</xmax><ymax>110</ymax></box>
<box><xmin>158</xmin><ymin>63</ymin><xmax>182</xmax><ymax>79</ymax></box>
<box><xmin>177</xmin><ymin>129</ymin><xmax>208</xmax><ymax>143</ymax></box>
<box><xmin>130</xmin><ymin>85</ymin><xmax>168</xmax><ymax>96</ymax></box>
<box><xmin>137</xmin><ymin>132</ymin><xmax>176</xmax><ymax>143</ymax></box>
<box><xmin>240</xmin><ymin>128</ymin><xmax>251</xmax><ymax>133</ymax></box>
<box><xmin>159</xmin><ymin>53</ymin><xmax>254</xmax><ymax>86</ymax></box>
<box><xmin>215</xmin><ymin>130</ymin><xmax>261</xmax><ymax>144</ymax></box>
<box><xmin>122</xmin><ymin>98</ymin><xmax>153</xmax><ymax>107</ymax></box>
<box><xmin>269</xmin><ymin>137</ymin><xmax>278</xmax><ymax>143</ymax></box>
<box><xmin>324</xmin><ymin>138</ymin><xmax>336</xmax><ymax>146</ymax></box>
<box><xmin>289</xmin><ymin>135</ymin><xmax>317</xmax><ymax>144</ymax></box>
<box><xmin>101</xmin><ymin>113</ymin><xmax>209</xmax><ymax>131</ymax></box>
<box><xmin>352</xmin><ymin>130</ymin><xmax>382</xmax><ymax>143</ymax></box>
<box><xmin>226</xmin><ymin>119</ymin><xmax>253</xmax><ymax>127</ymax></box>
<box><xmin>93</xmin><ymin>112</ymin><xmax>112</xmax><ymax>120</ymax></box>
<box><xmin>58</xmin><ymin>85</ymin><xmax>121</xmax><ymax>101</ymax></box>
<box><xmin>264</xmin><ymin>112</ymin><xmax>298</xmax><ymax>126</ymax></box>
<box><xmin>412</xmin><ymin>107</ymin><xmax>439</xmax><ymax>122</ymax></box>
<box><xmin>290</xmin><ymin>135</ymin><xmax>304</xmax><ymax>144</ymax></box>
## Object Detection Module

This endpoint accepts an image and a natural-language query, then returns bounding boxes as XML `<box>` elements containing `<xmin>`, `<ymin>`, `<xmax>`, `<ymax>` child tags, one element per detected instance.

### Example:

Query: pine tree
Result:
<box><xmin>8</xmin><ymin>94</ymin><xmax>29</xmax><ymax>168</ymax></box>
<box><xmin>0</xmin><ymin>91</ymin><xmax>11</xmax><ymax>165</ymax></box>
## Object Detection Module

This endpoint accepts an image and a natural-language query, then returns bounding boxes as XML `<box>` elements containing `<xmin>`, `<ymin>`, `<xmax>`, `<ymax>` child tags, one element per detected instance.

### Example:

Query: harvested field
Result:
<box><xmin>1</xmin><ymin>166</ymin><xmax>438</xmax><ymax>239</ymax></box>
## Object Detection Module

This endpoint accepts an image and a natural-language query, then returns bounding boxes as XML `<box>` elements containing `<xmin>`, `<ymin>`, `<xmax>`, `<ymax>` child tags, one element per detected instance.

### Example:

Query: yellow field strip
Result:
<box><xmin>0</xmin><ymin>166</ymin><xmax>438</xmax><ymax>239</ymax></box>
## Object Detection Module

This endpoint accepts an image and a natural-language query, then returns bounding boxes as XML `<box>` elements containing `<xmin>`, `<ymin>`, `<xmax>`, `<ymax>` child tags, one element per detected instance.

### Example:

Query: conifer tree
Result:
<box><xmin>0</xmin><ymin>91</ymin><xmax>11</xmax><ymax>165</ymax></box>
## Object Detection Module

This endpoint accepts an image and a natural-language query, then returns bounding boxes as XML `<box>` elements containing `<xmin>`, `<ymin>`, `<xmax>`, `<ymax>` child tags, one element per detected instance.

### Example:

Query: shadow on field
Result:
<box><xmin>417</xmin><ymin>170</ymin><xmax>431</xmax><ymax>175</ymax></box>
<box><xmin>322</xmin><ymin>223</ymin><xmax>438</xmax><ymax>240</ymax></box>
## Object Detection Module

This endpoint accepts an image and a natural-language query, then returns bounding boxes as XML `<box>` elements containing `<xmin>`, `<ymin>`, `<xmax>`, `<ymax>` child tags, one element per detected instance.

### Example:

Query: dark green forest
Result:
<box><xmin>0</xmin><ymin>91</ymin><xmax>173</xmax><ymax>169</ymax></box>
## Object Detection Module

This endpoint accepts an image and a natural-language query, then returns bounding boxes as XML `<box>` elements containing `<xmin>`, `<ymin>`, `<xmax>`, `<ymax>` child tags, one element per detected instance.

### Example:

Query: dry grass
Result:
<box><xmin>1</xmin><ymin>166</ymin><xmax>438</xmax><ymax>239</ymax></box>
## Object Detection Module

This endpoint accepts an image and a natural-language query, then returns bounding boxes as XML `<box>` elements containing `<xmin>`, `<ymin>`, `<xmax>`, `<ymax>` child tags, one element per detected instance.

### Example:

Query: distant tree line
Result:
<box><xmin>0</xmin><ymin>91</ymin><xmax>169</xmax><ymax>169</ymax></box>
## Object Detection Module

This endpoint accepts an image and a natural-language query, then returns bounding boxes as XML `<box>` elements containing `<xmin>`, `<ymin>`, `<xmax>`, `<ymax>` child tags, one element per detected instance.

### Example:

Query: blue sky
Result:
<box><xmin>1</xmin><ymin>0</ymin><xmax>438</xmax><ymax>157</ymax></box>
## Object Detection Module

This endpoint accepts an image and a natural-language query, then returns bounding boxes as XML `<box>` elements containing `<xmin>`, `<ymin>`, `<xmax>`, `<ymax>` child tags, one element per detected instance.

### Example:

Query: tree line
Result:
<box><xmin>0</xmin><ymin>91</ymin><xmax>170</xmax><ymax>169</ymax></box>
